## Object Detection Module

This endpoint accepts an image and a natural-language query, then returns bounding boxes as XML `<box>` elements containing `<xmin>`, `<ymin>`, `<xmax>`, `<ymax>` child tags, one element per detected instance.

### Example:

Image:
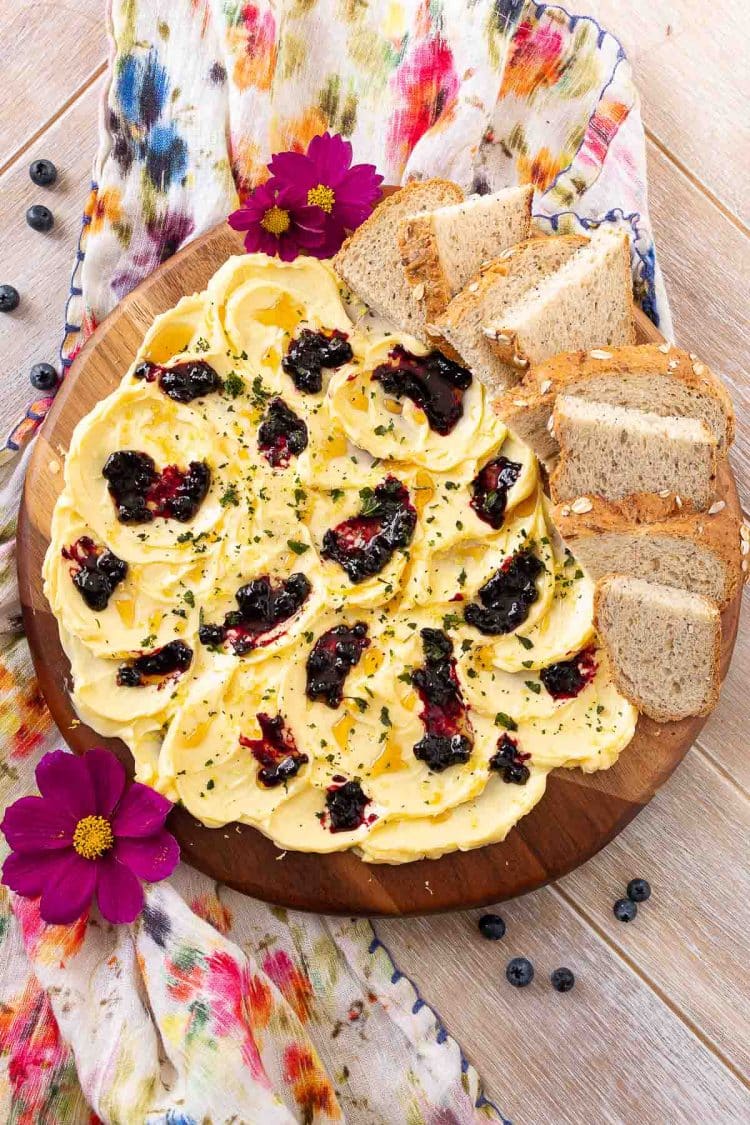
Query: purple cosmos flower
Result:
<box><xmin>269</xmin><ymin>132</ymin><xmax>383</xmax><ymax>258</ymax></box>
<box><xmin>228</xmin><ymin>179</ymin><xmax>326</xmax><ymax>262</ymax></box>
<box><xmin>1</xmin><ymin>748</ymin><xmax>179</xmax><ymax>926</ymax></box>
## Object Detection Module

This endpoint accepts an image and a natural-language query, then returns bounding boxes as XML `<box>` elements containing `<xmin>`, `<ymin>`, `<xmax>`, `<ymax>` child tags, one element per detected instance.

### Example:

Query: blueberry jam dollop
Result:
<box><xmin>102</xmin><ymin>450</ymin><xmax>210</xmax><ymax>524</ymax></box>
<box><xmin>464</xmin><ymin>550</ymin><xmax>544</xmax><ymax>635</ymax></box>
<box><xmin>116</xmin><ymin>640</ymin><xmax>193</xmax><ymax>687</ymax></box>
<box><xmin>257</xmin><ymin>397</ymin><xmax>308</xmax><ymax>468</ymax></box>
<box><xmin>372</xmin><ymin>345</ymin><xmax>472</xmax><ymax>435</ymax></box>
<box><xmin>540</xmin><ymin>647</ymin><xmax>597</xmax><ymax>700</ymax></box>
<box><xmin>239</xmin><ymin>713</ymin><xmax>309</xmax><ymax>788</ymax></box>
<box><xmin>62</xmin><ymin>536</ymin><xmax>128</xmax><ymax>612</ymax></box>
<box><xmin>134</xmin><ymin>359</ymin><xmax>221</xmax><ymax>403</ymax></box>
<box><xmin>325</xmin><ymin>779</ymin><xmax>372</xmax><ymax>832</ymax></box>
<box><xmin>306</xmin><ymin>622</ymin><xmax>370</xmax><ymax>708</ymax></box>
<box><xmin>411</xmin><ymin>628</ymin><xmax>473</xmax><ymax>772</ymax></box>
<box><xmin>321</xmin><ymin>476</ymin><xmax>417</xmax><ymax>583</ymax></box>
<box><xmin>199</xmin><ymin>573</ymin><xmax>312</xmax><ymax>655</ymax></box>
<box><xmin>489</xmin><ymin>733</ymin><xmax>531</xmax><ymax>785</ymax></box>
<box><xmin>470</xmin><ymin>456</ymin><xmax>522</xmax><ymax>529</ymax></box>
<box><xmin>282</xmin><ymin>328</ymin><xmax>353</xmax><ymax>394</ymax></box>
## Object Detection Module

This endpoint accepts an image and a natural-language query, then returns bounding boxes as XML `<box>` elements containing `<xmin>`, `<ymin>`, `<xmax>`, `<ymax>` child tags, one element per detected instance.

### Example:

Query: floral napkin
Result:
<box><xmin>0</xmin><ymin>1</ymin><xmax>667</xmax><ymax>1121</ymax></box>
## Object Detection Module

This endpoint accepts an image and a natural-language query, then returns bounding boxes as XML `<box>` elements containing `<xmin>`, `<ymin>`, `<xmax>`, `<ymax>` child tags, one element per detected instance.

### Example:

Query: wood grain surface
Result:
<box><xmin>16</xmin><ymin>218</ymin><xmax>743</xmax><ymax>917</ymax></box>
<box><xmin>2</xmin><ymin>4</ymin><xmax>749</xmax><ymax>1119</ymax></box>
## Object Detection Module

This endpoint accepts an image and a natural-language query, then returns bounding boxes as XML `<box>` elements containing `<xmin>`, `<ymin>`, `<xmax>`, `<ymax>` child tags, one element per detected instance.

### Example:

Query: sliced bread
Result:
<box><xmin>549</xmin><ymin>395</ymin><xmax>718</xmax><ymax>510</ymax></box>
<box><xmin>554</xmin><ymin>488</ymin><xmax>741</xmax><ymax>608</ymax></box>
<box><xmin>434</xmin><ymin>235</ymin><xmax>588</xmax><ymax>389</ymax></box>
<box><xmin>398</xmin><ymin>186</ymin><xmax>533</xmax><ymax>324</ymax></box>
<box><xmin>333</xmin><ymin>179</ymin><xmax>464</xmax><ymax>339</ymax></box>
<box><xmin>496</xmin><ymin>344</ymin><xmax>734</xmax><ymax>462</ymax></box>
<box><xmin>594</xmin><ymin>575</ymin><xmax>721</xmax><ymax>721</ymax></box>
<box><xmin>484</xmin><ymin>227</ymin><xmax>635</xmax><ymax>368</ymax></box>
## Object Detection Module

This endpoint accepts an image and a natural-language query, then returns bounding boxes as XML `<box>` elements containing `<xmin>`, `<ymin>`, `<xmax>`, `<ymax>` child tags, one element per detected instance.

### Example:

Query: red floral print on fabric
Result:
<box><xmin>386</xmin><ymin>35</ymin><xmax>459</xmax><ymax>175</ymax></box>
<box><xmin>263</xmin><ymin>948</ymin><xmax>315</xmax><ymax>1023</ymax></box>
<box><xmin>283</xmin><ymin>1043</ymin><xmax>341</xmax><ymax>1120</ymax></box>
<box><xmin>500</xmin><ymin>18</ymin><xmax>566</xmax><ymax>99</ymax></box>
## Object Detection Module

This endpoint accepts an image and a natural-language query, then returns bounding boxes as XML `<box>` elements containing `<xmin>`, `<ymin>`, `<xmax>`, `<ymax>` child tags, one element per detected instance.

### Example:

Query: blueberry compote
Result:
<box><xmin>62</xmin><ymin>536</ymin><xmax>127</xmax><ymax>611</ymax></box>
<box><xmin>257</xmin><ymin>397</ymin><xmax>308</xmax><ymax>468</ymax></box>
<box><xmin>540</xmin><ymin>648</ymin><xmax>597</xmax><ymax>700</ymax></box>
<box><xmin>321</xmin><ymin>476</ymin><xmax>417</xmax><ymax>583</ymax></box>
<box><xmin>239</xmin><ymin>713</ymin><xmax>309</xmax><ymax>788</ymax></box>
<box><xmin>134</xmin><ymin>359</ymin><xmax>221</xmax><ymax>403</ymax></box>
<box><xmin>464</xmin><ymin>550</ymin><xmax>543</xmax><ymax>635</ymax></box>
<box><xmin>102</xmin><ymin>450</ymin><xmax>210</xmax><ymax>524</ymax></box>
<box><xmin>199</xmin><ymin>573</ymin><xmax>311</xmax><ymax>655</ymax></box>
<box><xmin>325</xmin><ymin>779</ymin><xmax>372</xmax><ymax>832</ymax></box>
<box><xmin>489</xmin><ymin>733</ymin><xmax>531</xmax><ymax>785</ymax></box>
<box><xmin>116</xmin><ymin>640</ymin><xmax>192</xmax><ymax>687</ymax></box>
<box><xmin>372</xmin><ymin>345</ymin><xmax>472</xmax><ymax>435</ymax></box>
<box><xmin>306</xmin><ymin>623</ymin><xmax>370</xmax><ymax>708</ymax></box>
<box><xmin>410</xmin><ymin>628</ymin><xmax>473</xmax><ymax>772</ymax></box>
<box><xmin>282</xmin><ymin>329</ymin><xmax>353</xmax><ymax>394</ymax></box>
<box><xmin>470</xmin><ymin>456</ymin><xmax>522</xmax><ymax>529</ymax></box>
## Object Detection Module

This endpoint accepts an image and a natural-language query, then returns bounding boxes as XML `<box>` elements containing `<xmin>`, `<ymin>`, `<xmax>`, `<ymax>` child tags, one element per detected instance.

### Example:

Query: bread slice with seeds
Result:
<box><xmin>333</xmin><ymin>179</ymin><xmax>464</xmax><ymax>339</ymax></box>
<box><xmin>398</xmin><ymin>186</ymin><xmax>533</xmax><ymax>325</ymax></box>
<box><xmin>484</xmin><ymin>227</ymin><xmax>635</xmax><ymax>369</ymax></box>
<box><xmin>554</xmin><ymin>485</ymin><xmax>741</xmax><ymax>608</ymax></box>
<box><xmin>594</xmin><ymin>575</ymin><xmax>721</xmax><ymax>721</ymax></box>
<box><xmin>496</xmin><ymin>344</ymin><xmax>734</xmax><ymax>463</ymax></box>
<box><xmin>434</xmin><ymin>235</ymin><xmax>588</xmax><ymax>390</ymax></box>
<box><xmin>549</xmin><ymin>395</ymin><xmax>718</xmax><ymax>509</ymax></box>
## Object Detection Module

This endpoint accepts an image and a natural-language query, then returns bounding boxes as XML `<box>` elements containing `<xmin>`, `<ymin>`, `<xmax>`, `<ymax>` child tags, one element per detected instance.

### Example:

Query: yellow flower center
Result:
<box><xmin>72</xmin><ymin>815</ymin><xmax>114</xmax><ymax>860</ymax></box>
<box><xmin>260</xmin><ymin>206</ymin><xmax>291</xmax><ymax>236</ymax></box>
<box><xmin>307</xmin><ymin>183</ymin><xmax>336</xmax><ymax>213</ymax></box>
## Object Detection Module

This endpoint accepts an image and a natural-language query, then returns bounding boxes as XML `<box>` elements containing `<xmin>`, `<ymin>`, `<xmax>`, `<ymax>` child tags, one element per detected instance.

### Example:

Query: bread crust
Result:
<box><xmin>553</xmin><ymin>474</ymin><xmax>741</xmax><ymax>608</ymax></box>
<box><xmin>593</xmin><ymin>576</ymin><xmax>722</xmax><ymax>721</ymax></box>
<box><xmin>398</xmin><ymin>213</ymin><xmax>454</xmax><ymax>324</ymax></box>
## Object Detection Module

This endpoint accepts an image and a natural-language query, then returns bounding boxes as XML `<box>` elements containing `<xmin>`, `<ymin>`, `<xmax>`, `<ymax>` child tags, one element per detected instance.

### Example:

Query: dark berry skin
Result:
<box><xmin>199</xmin><ymin>573</ymin><xmax>312</xmax><ymax>655</ymax></box>
<box><xmin>489</xmin><ymin>733</ymin><xmax>531</xmax><ymax>785</ymax></box>
<box><xmin>550</xmin><ymin>967</ymin><xmax>575</xmax><ymax>993</ymax></box>
<box><xmin>464</xmin><ymin>550</ymin><xmax>543</xmax><ymax>635</ymax></box>
<box><xmin>62</xmin><ymin>536</ymin><xmax>128</xmax><ymax>612</ymax></box>
<box><xmin>478</xmin><ymin>913</ymin><xmax>506</xmax><ymax>941</ymax></box>
<box><xmin>372</xmin><ymin>345</ymin><xmax>472</xmax><ymax>435</ymax></box>
<box><xmin>116</xmin><ymin>640</ymin><xmax>192</xmax><ymax>687</ymax></box>
<box><xmin>258</xmin><ymin>397</ymin><xmax>309</xmax><ymax>467</ymax></box>
<box><xmin>326</xmin><ymin>780</ymin><xmax>371</xmax><ymax>832</ymax></box>
<box><xmin>614</xmin><ymin>898</ymin><xmax>638</xmax><ymax>922</ymax></box>
<box><xmin>240</xmin><ymin>713</ymin><xmax>309</xmax><ymax>788</ymax></box>
<box><xmin>0</xmin><ymin>285</ymin><xmax>20</xmax><ymax>312</ymax></box>
<box><xmin>134</xmin><ymin>359</ymin><xmax>221</xmax><ymax>403</ymax></box>
<box><xmin>321</xmin><ymin>476</ymin><xmax>417</xmax><ymax>584</ymax></box>
<box><xmin>506</xmin><ymin>957</ymin><xmax>534</xmax><ymax>987</ymax></box>
<box><xmin>470</xmin><ymin>456</ymin><xmax>522</xmax><ymax>529</ymax></box>
<box><xmin>29</xmin><ymin>158</ymin><xmax>57</xmax><ymax>186</ymax></box>
<box><xmin>411</xmin><ymin>628</ymin><xmax>474</xmax><ymax>772</ymax></box>
<box><xmin>306</xmin><ymin>622</ymin><xmax>370</xmax><ymax>708</ymax></box>
<box><xmin>282</xmin><ymin>329</ymin><xmax>353</xmax><ymax>394</ymax></box>
<box><xmin>627</xmin><ymin>878</ymin><xmax>651</xmax><ymax>903</ymax></box>
<box><xmin>540</xmin><ymin>648</ymin><xmax>597</xmax><ymax>700</ymax></box>
<box><xmin>30</xmin><ymin>363</ymin><xmax>58</xmax><ymax>392</ymax></box>
<box><xmin>26</xmin><ymin>204</ymin><xmax>54</xmax><ymax>232</ymax></box>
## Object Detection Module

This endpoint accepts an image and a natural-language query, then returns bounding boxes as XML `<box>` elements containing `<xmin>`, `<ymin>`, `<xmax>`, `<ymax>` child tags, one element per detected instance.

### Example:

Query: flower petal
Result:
<box><xmin>38</xmin><ymin>850</ymin><xmax>96</xmax><ymax>925</ymax></box>
<box><xmin>111</xmin><ymin>782</ymin><xmax>172</xmax><ymax>838</ymax></box>
<box><xmin>268</xmin><ymin>150</ymin><xmax>316</xmax><ymax>191</ymax></box>
<box><xmin>83</xmin><ymin>748</ymin><xmax>126</xmax><ymax>817</ymax></box>
<box><xmin>2</xmin><ymin>849</ymin><xmax>72</xmax><ymax>898</ymax></box>
<box><xmin>307</xmin><ymin>132</ymin><xmax>352</xmax><ymax>184</ymax></box>
<box><xmin>96</xmin><ymin>854</ymin><xmax>144</xmax><ymax>924</ymax></box>
<box><xmin>36</xmin><ymin>750</ymin><xmax>95</xmax><ymax>819</ymax></box>
<box><xmin>1</xmin><ymin>796</ymin><xmax>75</xmax><ymax>853</ymax></box>
<box><xmin>114</xmin><ymin>830</ymin><xmax>180</xmax><ymax>883</ymax></box>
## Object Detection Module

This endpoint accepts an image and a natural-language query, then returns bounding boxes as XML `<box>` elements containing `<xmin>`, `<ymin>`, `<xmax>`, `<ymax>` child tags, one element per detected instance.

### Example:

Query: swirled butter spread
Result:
<box><xmin>44</xmin><ymin>255</ymin><xmax>636</xmax><ymax>863</ymax></box>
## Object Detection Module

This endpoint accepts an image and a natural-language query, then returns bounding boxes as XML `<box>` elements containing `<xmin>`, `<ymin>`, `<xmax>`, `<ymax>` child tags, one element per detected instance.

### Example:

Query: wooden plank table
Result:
<box><xmin>0</xmin><ymin>3</ymin><xmax>747</xmax><ymax>1120</ymax></box>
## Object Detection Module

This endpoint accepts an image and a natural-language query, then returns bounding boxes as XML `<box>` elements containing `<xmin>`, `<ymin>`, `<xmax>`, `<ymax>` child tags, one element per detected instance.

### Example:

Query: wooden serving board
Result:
<box><xmin>17</xmin><ymin>218</ymin><xmax>742</xmax><ymax>916</ymax></box>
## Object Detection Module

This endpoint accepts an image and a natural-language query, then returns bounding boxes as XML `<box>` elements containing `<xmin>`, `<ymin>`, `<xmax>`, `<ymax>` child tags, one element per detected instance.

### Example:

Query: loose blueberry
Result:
<box><xmin>613</xmin><ymin>897</ymin><xmax>638</xmax><ymax>922</ymax></box>
<box><xmin>550</xmin><ymin>967</ymin><xmax>575</xmax><ymax>993</ymax></box>
<box><xmin>26</xmin><ymin>204</ymin><xmax>55</xmax><ymax>233</ymax></box>
<box><xmin>506</xmin><ymin>957</ymin><xmax>534</xmax><ymax>987</ymax></box>
<box><xmin>29</xmin><ymin>158</ymin><xmax>57</xmax><ymax>187</ymax></box>
<box><xmin>30</xmin><ymin>363</ymin><xmax>58</xmax><ymax>391</ymax></box>
<box><xmin>478</xmin><ymin>913</ymin><xmax>506</xmax><ymax>941</ymax></box>
<box><xmin>0</xmin><ymin>284</ymin><xmax>20</xmax><ymax>312</ymax></box>
<box><xmin>627</xmin><ymin>878</ymin><xmax>651</xmax><ymax>903</ymax></box>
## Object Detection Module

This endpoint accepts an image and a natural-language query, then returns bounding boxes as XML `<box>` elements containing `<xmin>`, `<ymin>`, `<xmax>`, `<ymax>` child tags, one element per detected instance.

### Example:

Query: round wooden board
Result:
<box><xmin>17</xmin><ymin>217</ymin><xmax>742</xmax><ymax>916</ymax></box>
